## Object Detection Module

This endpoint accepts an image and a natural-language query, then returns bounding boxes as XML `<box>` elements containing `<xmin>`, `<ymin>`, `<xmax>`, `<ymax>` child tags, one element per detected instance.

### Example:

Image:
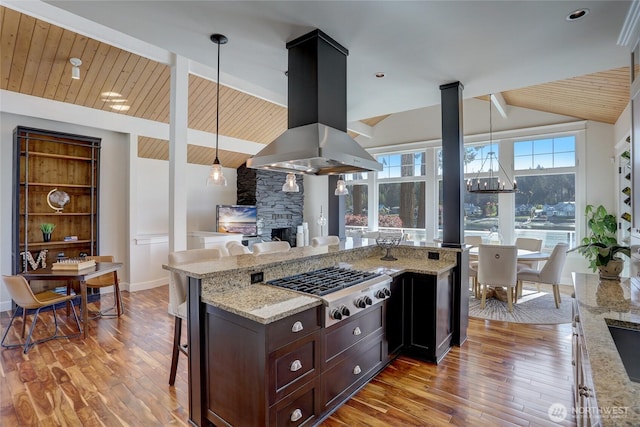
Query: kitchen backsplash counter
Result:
<box><xmin>195</xmin><ymin>243</ymin><xmax>456</xmax><ymax>324</ymax></box>
<box><xmin>572</xmin><ymin>273</ymin><xmax>640</xmax><ymax>426</ymax></box>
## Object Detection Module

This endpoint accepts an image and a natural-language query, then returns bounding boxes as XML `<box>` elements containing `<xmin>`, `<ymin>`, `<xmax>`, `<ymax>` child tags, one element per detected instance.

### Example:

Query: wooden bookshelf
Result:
<box><xmin>12</xmin><ymin>127</ymin><xmax>101</xmax><ymax>286</ymax></box>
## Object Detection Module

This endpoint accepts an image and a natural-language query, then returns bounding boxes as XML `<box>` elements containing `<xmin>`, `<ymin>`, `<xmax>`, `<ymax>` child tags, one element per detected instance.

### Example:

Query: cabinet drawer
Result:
<box><xmin>269</xmin><ymin>332</ymin><xmax>320</xmax><ymax>404</ymax></box>
<box><xmin>321</xmin><ymin>335</ymin><xmax>385</xmax><ymax>409</ymax></box>
<box><xmin>269</xmin><ymin>378</ymin><xmax>318</xmax><ymax>427</ymax></box>
<box><xmin>268</xmin><ymin>306</ymin><xmax>321</xmax><ymax>352</ymax></box>
<box><xmin>324</xmin><ymin>305</ymin><xmax>383</xmax><ymax>363</ymax></box>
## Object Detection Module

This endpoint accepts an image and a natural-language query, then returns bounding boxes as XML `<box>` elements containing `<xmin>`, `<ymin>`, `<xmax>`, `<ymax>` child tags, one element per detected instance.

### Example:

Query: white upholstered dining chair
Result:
<box><xmin>465</xmin><ymin>236</ymin><xmax>483</xmax><ymax>298</ymax></box>
<box><xmin>168</xmin><ymin>248</ymin><xmax>223</xmax><ymax>385</ymax></box>
<box><xmin>226</xmin><ymin>240</ymin><xmax>251</xmax><ymax>255</ymax></box>
<box><xmin>516</xmin><ymin>243</ymin><xmax>568</xmax><ymax>309</ymax></box>
<box><xmin>311</xmin><ymin>235</ymin><xmax>340</xmax><ymax>247</ymax></box>
<box><xmin>515</xmin><ymin>237</ymin><xmax>543</xmax><ymax>290</ymax></box>
<box><xmin>478</xmin><ymin>245</ymin><xmax>518</xmax><ymax>312</ymax></box>
<box><xmin>252</xmin><ymin>241</ymin><xmax>291</xmax><ymax>255</ymax></box>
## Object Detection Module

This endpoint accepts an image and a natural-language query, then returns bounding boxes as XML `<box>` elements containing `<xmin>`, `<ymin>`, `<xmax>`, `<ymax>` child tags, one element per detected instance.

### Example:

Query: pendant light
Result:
<box><xmin>466</xmin><ymin>94</ymin><xmax>517</xmax><ymax>194</ymax></box>
<box><xmin>206</xmin><ymin>33</ymin><xmax>228</xmax><ymax>186</ymax></box>
<box><xmin>282</xmin><ymin>173</ymin><xmax>299</xmax><ymax>192</ymax></box>
<box><xmin>334</xmin><ymin>174</ymin><xmax>349</xmax><ymax>196</ymax></box>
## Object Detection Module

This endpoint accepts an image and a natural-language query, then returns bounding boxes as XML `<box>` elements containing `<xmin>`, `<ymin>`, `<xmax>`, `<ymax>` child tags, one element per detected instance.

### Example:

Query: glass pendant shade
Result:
<box><xmin>334</xmin><ymin>176</ymin><xmax>349</xmax><ymax>196</ymax></box>
<box><xmin>282</xmin><ymin>173</ymin><xmax>299</xmax><ymax>192</ymax></box>
<box><xmin>207</xmin><ymin>160</ymin><xmax>227</xmax><ymax>186</ymax></box>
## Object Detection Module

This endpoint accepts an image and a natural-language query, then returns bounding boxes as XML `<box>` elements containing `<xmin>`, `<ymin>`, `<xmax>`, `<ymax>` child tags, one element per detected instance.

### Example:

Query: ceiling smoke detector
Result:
<box><xmin>70</xmin><ymin>58</ymin><xmax>82</xmax><ymax>79</ymax></box>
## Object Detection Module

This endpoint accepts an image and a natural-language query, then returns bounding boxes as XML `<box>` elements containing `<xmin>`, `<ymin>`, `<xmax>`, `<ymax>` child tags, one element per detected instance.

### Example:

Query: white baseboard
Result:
<box><xmin>125</xmin><ymin>278</ymin><xmax>167</xmax><ymax>293</ymax></box>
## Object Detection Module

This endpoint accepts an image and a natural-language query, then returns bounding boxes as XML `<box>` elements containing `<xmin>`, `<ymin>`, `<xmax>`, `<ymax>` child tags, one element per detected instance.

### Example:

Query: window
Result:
<box><xmin>344</xmin><ymin>173</ymin><xmax>368</xmax><ymax>233</ymax></box>
<box><xmin>514</xmin><ymin>136</ymin><xmax>575</xmax><ymax>170</ymax></box>
<box><xmin>377</xmin><ymin>152</ymin><xmax>426</xmax><ymax>241</ymax></box>
<box><xmin>514</xmin><ymin>136</ymin><xmax>576</xmax><ymax>248</ymax></box>
<box><xmin>378</xmin><ymin>152</ymin><xmax>426</xmax><ymax>179</ymax></box>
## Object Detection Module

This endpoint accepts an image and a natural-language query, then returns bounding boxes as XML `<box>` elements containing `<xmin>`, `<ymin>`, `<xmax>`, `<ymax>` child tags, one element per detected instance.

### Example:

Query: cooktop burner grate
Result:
<box><xmin>267</xmin><ymin>267</ymin><xmax>380</xmax><ymax>296</ymax></box>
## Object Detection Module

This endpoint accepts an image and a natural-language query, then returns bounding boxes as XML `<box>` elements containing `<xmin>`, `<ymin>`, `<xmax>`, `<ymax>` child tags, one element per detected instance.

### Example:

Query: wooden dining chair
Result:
<box><xmin>478</xmin><ymin>245</ymin><xmax>518</xmax><ymax>312</ymax></box>
<box><xmin>1</xmin><ymin>275</ymin><xmax>82</xmax><ymax>353</ymax></box>
<box><xmin>85</xmin><ymin>255</ymin><xmax>123</xmax><ymax>318</ymax></box>
<box><xmin>516</xmin><ymin>243</ymin><xmax>569</xmax><ymax>309</ymax></box>
<box><xmin>168</xmin><ymin>248</ymin><xmax>223</xmax><ymax>386</ymax></box>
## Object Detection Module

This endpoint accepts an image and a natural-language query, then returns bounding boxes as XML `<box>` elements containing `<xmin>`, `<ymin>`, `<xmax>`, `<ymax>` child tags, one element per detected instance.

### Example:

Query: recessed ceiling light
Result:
<box><xmin>566</xmin><ymin>8</ymin><xmax>589</xmax><ymax>21</ymax></box>
<box><xmin>375</xmin><ymin>72</ymin><xmax>385</xmax><ymax>78</ymax></box>
<box><xmin>110</xmin><ymin>105</ymin><xmax>130</xmax><ymax>111</ymax></box>
<box><xmin>101</xmin><ymin>98</ymin><xmax>128</xmax><ymax>103</ymax></box>
<box><xmin>101</xmin><ymin>91</ymin><xmax>123</xmax><ymax>98</ymax></box>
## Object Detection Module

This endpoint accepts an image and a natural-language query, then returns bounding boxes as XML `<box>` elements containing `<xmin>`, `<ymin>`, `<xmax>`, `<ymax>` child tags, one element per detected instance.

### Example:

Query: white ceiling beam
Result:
<box><xmin>347</xmin><ymin>121</ymin><xmax>373</xmax><ymax>139</ymax></box>
<box><xmin>490</xmin><ymin>93</ymin><xmax>509</xmax><ymax>119</ymax></box>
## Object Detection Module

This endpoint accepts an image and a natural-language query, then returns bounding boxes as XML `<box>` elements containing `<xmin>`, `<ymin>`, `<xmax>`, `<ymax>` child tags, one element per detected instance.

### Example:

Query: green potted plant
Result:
<box><xmin>570</xmin><ymin>204</ymin><xmax>630</xmax><ymax>279</ymax></box>
<box><xmin>40</xmin><ymin>223</ymin><xmax>55</xmax><ymax>242</ymax></box>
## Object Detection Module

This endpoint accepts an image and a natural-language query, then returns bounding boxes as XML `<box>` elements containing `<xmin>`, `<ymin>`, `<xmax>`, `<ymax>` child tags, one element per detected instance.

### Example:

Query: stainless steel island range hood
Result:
<box><xmin>246</xmin><ymin>29</ymin><xmax>382</xmax><ymax>175</ymax></box>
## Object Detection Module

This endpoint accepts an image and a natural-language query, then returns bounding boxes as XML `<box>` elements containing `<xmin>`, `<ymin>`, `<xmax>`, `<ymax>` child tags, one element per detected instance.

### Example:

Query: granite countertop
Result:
<box><xmin>195</xmin><ymin>244</ymin><xmax>457</xmax><ymax>324</ymax></box>
<box><xmin>572</xmin><ymin>273</ymin><xmax>640</xmax><ymax>426</ymax></box>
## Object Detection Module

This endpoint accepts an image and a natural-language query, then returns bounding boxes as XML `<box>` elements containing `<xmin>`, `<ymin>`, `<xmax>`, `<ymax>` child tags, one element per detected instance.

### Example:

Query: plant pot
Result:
<box><xmin>43</xmin><ymin>232</ymin><xmax>51</xmax><ymax>242</ymax></box>
<box><xmin>597</xmin><ymin>259</ymin><xmax>624</xmax><ymax>280</ymax></box>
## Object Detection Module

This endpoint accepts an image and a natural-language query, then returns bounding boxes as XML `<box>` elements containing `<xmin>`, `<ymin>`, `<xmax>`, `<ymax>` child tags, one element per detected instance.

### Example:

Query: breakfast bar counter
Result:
<box><xmin>163</xmin><ymin>239</ymin><xmax>463</xmax><ymax>426</ymax></box>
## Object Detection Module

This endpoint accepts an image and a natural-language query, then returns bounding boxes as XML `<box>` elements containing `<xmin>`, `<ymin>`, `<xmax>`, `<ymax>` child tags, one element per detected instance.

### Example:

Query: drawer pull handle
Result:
<box><xmin>290</xmin><ymin>409</ymin><xmax>303</xmax><ymax>422</ymax></box>
<box><xmin>353</xmin><ymin>365</ymin><xmax>361</xmax><ymax>375</ymax></box>
<box><xmin>291</xmin><ymin>321</ymin><xmax>304</xmax><ymax>333</ymax></box>
<box><xmin>290</xmin><ymin>359</ymin><xmax>302</xmax><ymax>372</ymax></box>
<box><xmin>353</xmin><ymin>327</ymin><xmax>361</xmax><ymax>336</ymax></box>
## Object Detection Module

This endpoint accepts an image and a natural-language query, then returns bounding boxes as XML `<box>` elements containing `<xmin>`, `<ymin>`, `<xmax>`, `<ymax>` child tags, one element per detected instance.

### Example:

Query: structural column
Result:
<box><xmin>328</xmin><ymin>175</ymin><xmax>346</xmax><ymax>239</ymax></box>
<box><xmin>440</xmin><ymin>81</ymin><xmax>468</xmax><ymax>345</ymax></box>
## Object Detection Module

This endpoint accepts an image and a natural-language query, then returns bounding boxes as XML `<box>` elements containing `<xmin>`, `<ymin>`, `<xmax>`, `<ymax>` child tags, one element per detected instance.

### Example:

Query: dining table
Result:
<box><xmin>468</xmin><ymin>247</ymin><xmax>550</xmax><ymax>262</ymax></box>
<box><xmin>20</xmin><ymin>262</ymin><xmax>123</xmax><ymax>339</ymax></box>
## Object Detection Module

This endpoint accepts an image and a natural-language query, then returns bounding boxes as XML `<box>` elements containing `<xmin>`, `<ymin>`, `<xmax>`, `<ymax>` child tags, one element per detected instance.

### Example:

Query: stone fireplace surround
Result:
<box><xmin>236</xmin><ymin>164</ymin><xmax>303</xmax><ymax>246</ymax></box>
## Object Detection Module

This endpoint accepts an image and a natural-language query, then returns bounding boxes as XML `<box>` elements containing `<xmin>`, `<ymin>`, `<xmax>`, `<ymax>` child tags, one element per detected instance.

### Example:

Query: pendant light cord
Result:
<box><xmin>214</xmin><ymin>38</ymin><xmax>221</xmax><ymax>164</ymax></box>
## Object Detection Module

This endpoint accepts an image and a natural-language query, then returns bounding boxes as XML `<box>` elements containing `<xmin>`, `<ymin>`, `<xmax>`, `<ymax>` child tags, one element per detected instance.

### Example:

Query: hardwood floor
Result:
<box><xmin>1</xmin><ymin>286</ymin><xmax>576</xmax><ymax>426</ymax></box>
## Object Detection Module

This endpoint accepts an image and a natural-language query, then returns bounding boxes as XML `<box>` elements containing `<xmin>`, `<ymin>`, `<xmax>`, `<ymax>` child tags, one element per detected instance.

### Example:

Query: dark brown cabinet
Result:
<box><xmin>320</xmin><ymin>304</ymin><xmax>387</xmax><ymax>414</ymax></box>
<box><xmin>386</xmin><ymin>274</ymin><xmax>406</xmax><ymax>358</ymax></box>
<box><xmin>206</xmin><ymin>304</ymin><xmax>322</xmax><ymax>427</ymax></box>
<box><xmin>388</xmin><ymin>271</ymin><xmax>454</xmax><ymax>363</ymax></box>
<box><xmin>12</xmin><ymin>126</ymin><xmax>100</xmax><ymax>281</ymax></box>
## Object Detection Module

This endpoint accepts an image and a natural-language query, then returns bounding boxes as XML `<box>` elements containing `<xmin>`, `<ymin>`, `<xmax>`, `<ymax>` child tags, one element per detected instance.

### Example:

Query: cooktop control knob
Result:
<box><xmin>340</xmin><ymin>305</ymin><xmax>351</xmax><ymax>317</ymax></box>
<box><xmin>383</xmin><ymin>288</ymin><xmax>391</xmax><ymax>297</ymax></box>
<box><xmin>330</xmin><ymin>308</ymin><xmax>343</xmax><ymax>320</ymax></box>
<box><xmin>354</xmin><ymin>298</ymin><xmax>367</xmax><ymax>308</ymax></box>
<box><xmin>375</xmin><ymin>289</ymin><xmax>387</xmax><ymax>299</ymax></box>
<box><xmin>363</xmin><ymin>296</ymin><xmax>373</xmax><ymax>306</ymax></box>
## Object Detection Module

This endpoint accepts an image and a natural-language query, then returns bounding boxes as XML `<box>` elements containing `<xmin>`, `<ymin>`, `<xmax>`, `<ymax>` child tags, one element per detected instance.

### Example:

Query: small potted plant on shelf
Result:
<box><xmin>570</xmin><ymin>204</ymin><xmax>630</xmax><ymax>280</ymax></box>
<box><xmin>40</xmin><ymin>223</ymin><xmax>55</xmax><ymax>242</ymax></box>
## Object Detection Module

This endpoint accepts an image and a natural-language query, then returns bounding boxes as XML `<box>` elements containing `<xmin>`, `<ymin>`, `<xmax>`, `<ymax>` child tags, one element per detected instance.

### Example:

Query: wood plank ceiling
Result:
<box><xmin>0</xmin><ymin>6</ymin><xmax>630</xmax><ymax>169</ymax></box>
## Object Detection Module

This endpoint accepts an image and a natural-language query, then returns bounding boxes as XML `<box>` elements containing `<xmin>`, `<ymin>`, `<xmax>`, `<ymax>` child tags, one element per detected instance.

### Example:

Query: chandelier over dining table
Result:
<box><xmin>466</xmin><ymin>94</ymin><xmax>517</xmax><ymax>194</ymax></box>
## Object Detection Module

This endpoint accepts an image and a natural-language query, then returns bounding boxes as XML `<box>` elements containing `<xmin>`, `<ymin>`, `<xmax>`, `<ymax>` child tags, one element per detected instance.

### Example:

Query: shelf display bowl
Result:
<box><xmin>376</xmin><ymin>235</ymin><xmax>403</xmax><ymax>261</ymax></box>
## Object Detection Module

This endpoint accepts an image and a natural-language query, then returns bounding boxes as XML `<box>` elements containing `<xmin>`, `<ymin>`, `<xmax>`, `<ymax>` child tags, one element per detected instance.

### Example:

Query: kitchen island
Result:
<box><xmin>164</xmin><ymin>239</ymin><xmax>461</xmax><ymax>426</ymax></box>
<box><xmin>572</xmin><ymin>273</ymin><xmax>640</xmax><ymax>426</ymax></box>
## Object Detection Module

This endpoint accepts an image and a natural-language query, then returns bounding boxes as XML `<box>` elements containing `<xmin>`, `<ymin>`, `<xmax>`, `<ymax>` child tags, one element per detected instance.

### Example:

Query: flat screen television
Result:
<box><xmin>216</xmin><ymin>205</ymin><xmax>258</xmax><ymax>236</ymax></box>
